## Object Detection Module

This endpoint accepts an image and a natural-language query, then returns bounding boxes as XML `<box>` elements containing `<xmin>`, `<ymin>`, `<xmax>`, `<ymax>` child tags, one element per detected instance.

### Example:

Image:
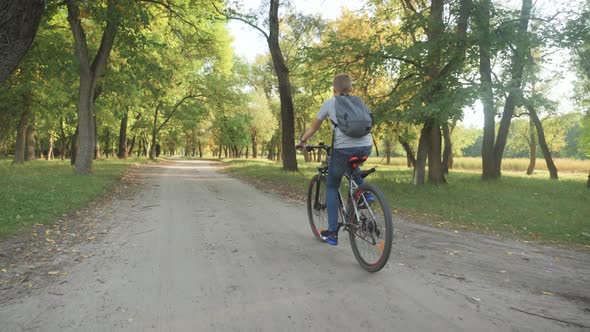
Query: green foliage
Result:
<box><xmin>452</xmin><ymin>126</ymin><xmax>480</xmax><ymax>157</ymax></box>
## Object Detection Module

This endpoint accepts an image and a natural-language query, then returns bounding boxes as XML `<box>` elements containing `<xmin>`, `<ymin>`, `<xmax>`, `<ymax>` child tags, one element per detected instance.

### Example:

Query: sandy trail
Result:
<box><xmin>1</xmin><ymin>159</ymin><xmax>588</xmax><ymax>331</ymax></box>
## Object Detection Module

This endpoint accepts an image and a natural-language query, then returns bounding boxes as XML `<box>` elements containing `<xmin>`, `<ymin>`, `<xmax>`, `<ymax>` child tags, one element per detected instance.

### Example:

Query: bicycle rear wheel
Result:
<box><xmin>349</xmin><ymin>183</ymin><xmax>393</xmax><ymax>272</ymax></box>
<box><xmin>307</xmin><ymin>174</ymin><xmax>328</xmax><ymax>241</ymax></box>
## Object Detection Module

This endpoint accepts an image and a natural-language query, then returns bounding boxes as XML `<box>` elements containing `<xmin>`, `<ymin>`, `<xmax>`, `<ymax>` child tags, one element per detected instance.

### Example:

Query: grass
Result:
<box><xmin>0</xmin><ymin>158</ymin><xmax>147</xmax><ymax>238</ymax></box>
<box><xmin>223</xmin><ymin>158</ymin><xmax>590</xmax><ymax>247</ymax></box>
<box><xmin>382</xmin><ymin>156</ymin><xmax>590</xmax><ymax>174</ymax></box>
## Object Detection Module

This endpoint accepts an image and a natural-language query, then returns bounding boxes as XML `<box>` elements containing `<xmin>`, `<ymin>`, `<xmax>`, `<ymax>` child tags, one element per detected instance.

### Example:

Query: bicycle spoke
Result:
<box><xmin>349</xmin><ymin>184</ymin><xmax>393</xmax><ymax>272</ymax></box>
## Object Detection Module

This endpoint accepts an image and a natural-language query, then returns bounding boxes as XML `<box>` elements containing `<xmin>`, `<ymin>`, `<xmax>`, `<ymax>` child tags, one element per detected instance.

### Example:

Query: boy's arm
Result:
<box><xmin>297</xmin><ymin>118</ymin><xmax>323</xmax><ymax>146</ymax></box>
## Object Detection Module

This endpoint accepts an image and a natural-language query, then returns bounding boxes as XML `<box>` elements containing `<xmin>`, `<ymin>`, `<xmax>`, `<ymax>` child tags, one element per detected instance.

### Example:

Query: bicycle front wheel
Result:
<box><xmin>307</xmin><ymin>174</ymin><xmax>328</xmax><ymax>241</ymax></box>
<box><xmin>349</xmin><ymin>182</ymin><xmax>393</xmax><ymax>272</ymax></box>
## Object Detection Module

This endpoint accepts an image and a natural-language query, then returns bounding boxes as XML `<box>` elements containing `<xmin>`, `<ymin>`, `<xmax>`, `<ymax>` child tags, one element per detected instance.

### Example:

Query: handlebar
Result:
<box><xmin>299</xmin><ymin>143</ymin><xmax>331</xmax><ymax>156</ymax></box>
<box><xmin>304</xmin><ymin>143</ymin><xmax>330</xmax><ymax>152</ymax></box>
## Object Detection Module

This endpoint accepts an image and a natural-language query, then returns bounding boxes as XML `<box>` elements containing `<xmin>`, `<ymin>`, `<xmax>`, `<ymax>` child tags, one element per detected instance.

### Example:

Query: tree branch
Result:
<box><xmin>141</xmin><ymin>0</ymin><xmax>201</xmax><ymax>31</ymax></box>
<box><xmin>65</xmin><ymin>0</ymin><xmax>91</xmax><ymax>75</ymax></box>
<box><xmin>381</xmin><ymin>51</ymin><xmax>423</xmax><ymax>69</ymax></box>
<box><xmin>157</xmin><ymin>94</ymin><xmax>200</xmax><ymax>132</ymax></box>
<box><xmin>91</xmin><ymin>0</ymin><xmax>120</xmax><ymax>82</ymax></box>
<box><xmin>439</xmin><ymin>0</ymin><xmax>472</xmax><ymax>79</ymax></box>
<box><xmin>210</xmin><ymin>1</ymin><xmax>269</xmax><ymax>40</ymax></box>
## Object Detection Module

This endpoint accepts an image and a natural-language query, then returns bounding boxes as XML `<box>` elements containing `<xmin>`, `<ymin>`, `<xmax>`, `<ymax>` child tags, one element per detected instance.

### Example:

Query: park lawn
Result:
<box><xmin>0</xmin><ymin>158</ymin><xmax>145</xmax><ymax>238</ymax></box>
<box><xmin>223</xmin><ymin>159</ymin><xmax>590</xmax><ymax>247</ymax></box>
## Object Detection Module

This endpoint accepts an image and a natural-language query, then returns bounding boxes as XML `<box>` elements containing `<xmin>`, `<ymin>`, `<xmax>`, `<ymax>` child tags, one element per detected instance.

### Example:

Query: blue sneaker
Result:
<box><xmin>320</xmin><ymin>230</ymin><xmax>338</xmax><ymax>246</ymax></box>
<box><xmin>358</xmin><ymin>192</ymin><xmax>375</xmax><ymax>209</ymax></box>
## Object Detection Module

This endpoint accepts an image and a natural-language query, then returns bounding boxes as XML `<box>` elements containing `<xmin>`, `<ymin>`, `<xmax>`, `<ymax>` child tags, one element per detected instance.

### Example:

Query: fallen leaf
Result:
<box><xmin>48</xmin><ymin>271</ymin><xmax>59</xmax><ymax>275</ymax></box>
<box><xmin>541</xmin><ymin>291</ymin><xmax>554</xmax><ymax>296</ymax></box>
<box><xmin>1</xmin><ymin>268</ymin><xmax>6</xmax><ymax>273</ymax></box>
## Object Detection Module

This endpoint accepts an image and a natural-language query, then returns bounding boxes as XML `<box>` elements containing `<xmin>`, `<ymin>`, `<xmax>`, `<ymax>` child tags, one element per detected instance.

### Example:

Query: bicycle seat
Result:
<box><xmin>348</xmin><ymin>155</ymin><xmax>368</xmax><ymax>169</ymax></box>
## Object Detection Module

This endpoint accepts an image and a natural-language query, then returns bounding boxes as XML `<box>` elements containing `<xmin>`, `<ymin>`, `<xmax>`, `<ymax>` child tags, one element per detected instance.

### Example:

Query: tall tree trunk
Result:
<box><xmin>128</xmin><ymin>134</ymin><xmax>135</xmax><ymax>156</ymax></box>
<box><xmin>414</xmin><ymin>123</ymin><xmax>430</xmax><ymax>185</ymax></box>
<box><xmin>149</xmin><ymin>102</ymin><xmax>161</xmax><ymax>160</ymax></box>
<box><xmin>526</xmin><ymin>115</ymin><xmax>536</xmax><ymax>175</ymax></box>
<box><xmin>268</xmin><ymin>0</ymin><xmax>297</xmax><ymax>171</ymax></box>
<box><xmin>442</xmin><ymin>123</ymin><xmax>453</xmax><ymax>174</ymax></box>
<box><xmin>268</xmin><ymin>136</ymin><xmax>275</xmax><ymax>160</ymax></box>
<box><xmin>198</xmin><ymin>139</ymin><xmax>202</xmax><ymax>158</ymax></box>
<box><xmin>424</xmin><ymin>0</ymin><xmax>446</xmax><ymax>185</ymax></box>
<box><xmin>372</xmin><ymin>136</ymin><xmax>380</xmax><ymax>156</ymax></box>
<box><xmin>251</xmin><ymin>130</ymin><xmax>258</xmax><ymax>159</ymax></box>
<box><xmin>427</xmin><ymin>120</ymin><xmax>446</xmax><ymax>184</ymax></box>
<box><xmin>66</xmin><ymin>0</ymin><xmax>120</xmax><ymax>175</ymax></box>
<box><xmin>384</xmin><ymin>139</ymin><xmax>392</xmax><ymax>165</ymax></box>
<box><xmin>478</xmin><ymin>0</ymin><xmax>497</xmax><ymax>180</ymax></box>
<box><xmin>104</xmin><ymin>127</ymin><xmax>110</xmax><ymax>158</ymax></box>
<box><xmin>416</xmin><ymin>0</ymin><xmax>443</xmax><ymax>185</ymax></box>
<box><xmin>24</xmin><ymin>112</ymin><xmax>35</xmax><ymax>161</ymax></box>
<box><xmin>47</xmin><ymin>132</ymin><xmax>54</xmax><ymax>160</ymax></box>
<box><xmin>59</xmin><ymin>117</ymin><xmax>67</xmax><ymax>160</ymax></box>
<box><xmin>414</xmin><ymin>0</ymin><xmax>470</xmax><ymax>185</ymax></box>
<box><xmin>142</xmin><ymin>135</ymin><xmax>148</xmax><ymax>157</ymax></box>
<box><xmin>492</xmin><ymin>0</ymin><xmax>532</xmax><ymax>177</ymax></box>
<box><xmin>93</xmin><ymin>115</ymin><xmax>100</xmax><ymax>159</ymax></box>
<box><xmin>0</xmin><ymin>0</ymin><xmax>43</xmax><ymax>82</ymax></box>
<box><xmin>14</xmin><ymin>92</ymin><xmax>31</xmax><ymax>164</ymax></box>
<box><xmin>527</xmin><ymin>105</ymin><xmax>558</xmax><ymax>179</ymax></box>
<box><xmin>398</xmin><ymin>137</ymin><xmax>416</xmax><ymax>168</ymax></box>
<box><xmin>118</xmin><ymin>110</ymin><xmax>128</xmax><ymax>159</ymax></box>
<box><xmin>71</xmin><ymin>125</ymin><xmax>79</xmax><ymax>165</ymax></box>
<box><xmin>136</xmin><ymin>137</ymin><xmax>142</xmax><ymax>157</ymax></box>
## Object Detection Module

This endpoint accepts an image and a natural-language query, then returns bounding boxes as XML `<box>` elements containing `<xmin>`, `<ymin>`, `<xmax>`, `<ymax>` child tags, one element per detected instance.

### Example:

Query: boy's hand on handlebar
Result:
<box><xmin>295</xmin><ymin>142</ymin><xmax>306</xmax><ymax>150</ymax></box>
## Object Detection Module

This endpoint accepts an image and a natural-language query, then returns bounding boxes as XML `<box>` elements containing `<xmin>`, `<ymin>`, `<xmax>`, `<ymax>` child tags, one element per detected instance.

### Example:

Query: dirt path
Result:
<box><xmin>1</xmin><ymin>159</ymin><xmax>589</xmax><ymax>331</ymax></box>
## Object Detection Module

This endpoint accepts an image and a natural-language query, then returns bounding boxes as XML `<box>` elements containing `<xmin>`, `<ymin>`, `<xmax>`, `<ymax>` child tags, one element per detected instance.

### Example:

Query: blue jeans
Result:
<box><xmin>326</xmin><ymin>146</ymin><xmax>372</xmax><ymax>231</ymax></box>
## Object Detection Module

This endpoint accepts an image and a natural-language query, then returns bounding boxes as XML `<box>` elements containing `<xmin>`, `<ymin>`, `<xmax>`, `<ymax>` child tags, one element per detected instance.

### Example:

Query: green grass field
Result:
<box><xmin>0</xmin><ymin>158</ymin><xmax>145</xmax><ymax>238</ymax></box>
<box><xmin>380</xmin><ymin>156</ymin><xmax>590</xmax><ymax>174</ymax></box>
<box><xmin>223</xmin><ymin>158</ymin><xmax>590</xmax><ymax>247</ymax></box>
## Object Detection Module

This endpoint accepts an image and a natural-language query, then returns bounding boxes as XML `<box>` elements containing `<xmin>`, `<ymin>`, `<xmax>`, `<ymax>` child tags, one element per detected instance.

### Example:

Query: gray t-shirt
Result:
<box><xmin>317</xmin><ymin>97</ymin><xmax>373</xmax><ymax>149</ymax></box>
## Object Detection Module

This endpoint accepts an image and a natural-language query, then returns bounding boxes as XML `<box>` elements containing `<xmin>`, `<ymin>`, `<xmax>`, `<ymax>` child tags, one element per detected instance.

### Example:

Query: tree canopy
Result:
<box><xmin>0</xmin><ymin>0</ymin><xmax>587</xmax><ymax>183</ymax></box>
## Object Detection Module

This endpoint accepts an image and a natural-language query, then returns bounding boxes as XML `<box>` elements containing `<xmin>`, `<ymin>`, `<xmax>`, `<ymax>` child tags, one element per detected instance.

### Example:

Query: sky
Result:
<box><xmin>228</xmin><ymin>0</ymin><xmax>364</xmax><ymax>62</ymax></box>
<box><xmin>227</xmin><ymin>0</ymin><xmax>579</xmax><ymax>129</ymax></box>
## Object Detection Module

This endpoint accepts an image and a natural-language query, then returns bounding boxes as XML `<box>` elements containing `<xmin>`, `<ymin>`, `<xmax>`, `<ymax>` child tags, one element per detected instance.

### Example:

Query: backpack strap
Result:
<box><xmin>330</xmin><ymin>94</ymin><xmax>353</xmax><ymax>148</ymax></box>
<box><xmin>330</xmin><ymin>94</ymin><xmax>349</xmax><ymax>129</ymax></box>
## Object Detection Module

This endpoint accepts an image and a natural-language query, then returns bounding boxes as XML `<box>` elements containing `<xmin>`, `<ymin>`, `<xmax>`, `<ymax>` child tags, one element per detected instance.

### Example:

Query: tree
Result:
<box><xmin>479</xmin><ymin>0</ymin><xmax>533</xmax><ymax>179</ymax></box>
<box><xmin>0</xmin><ymin>0</ymin><xmax>44</xmax><ymax>82</ymax></box>
<box><xmin>65</xmin><ymin>0</ymin><xmax>121</xmax><ymax>174</ymax></box>
<box><xmin>220</xmin><ymin>0</ymin><xmax>298</xmax><ymax>171</ymax></box>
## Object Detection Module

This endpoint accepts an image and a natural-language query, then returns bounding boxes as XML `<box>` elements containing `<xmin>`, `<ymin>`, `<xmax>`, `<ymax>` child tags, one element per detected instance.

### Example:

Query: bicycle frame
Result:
<box><xmin>307</xmin><ymin>143</ymin><xmax>374</xmax><ymax>231</ymax></box>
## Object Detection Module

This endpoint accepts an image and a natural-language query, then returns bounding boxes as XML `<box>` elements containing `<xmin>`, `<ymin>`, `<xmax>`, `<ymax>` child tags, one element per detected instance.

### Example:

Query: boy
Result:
<box><xmin>296</xmin><ymin>73</ymin><xmax>372</xmax><ymax>245</ymax></box>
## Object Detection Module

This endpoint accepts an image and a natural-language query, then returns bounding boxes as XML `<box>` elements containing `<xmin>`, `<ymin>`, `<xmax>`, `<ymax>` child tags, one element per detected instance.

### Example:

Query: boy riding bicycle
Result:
<box><xmin>296</xmin><ymin>73</ymin><xmax>373</xmax><ymax>246</ymax></box>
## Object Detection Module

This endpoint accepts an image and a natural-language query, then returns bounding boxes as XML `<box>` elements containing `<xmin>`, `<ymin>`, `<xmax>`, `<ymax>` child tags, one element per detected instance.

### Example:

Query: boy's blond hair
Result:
<box><xmin>333</xmin><ymin>73</ymin><xmax>353</xmax><ymax>94</ymax></box>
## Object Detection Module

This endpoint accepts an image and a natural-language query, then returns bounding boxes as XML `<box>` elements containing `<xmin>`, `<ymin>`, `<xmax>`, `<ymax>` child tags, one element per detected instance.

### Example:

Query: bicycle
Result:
<box><xmin>304</xmin><ymin>143</ymin><xmax>393</xmax><ymax>272</ymax></box>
